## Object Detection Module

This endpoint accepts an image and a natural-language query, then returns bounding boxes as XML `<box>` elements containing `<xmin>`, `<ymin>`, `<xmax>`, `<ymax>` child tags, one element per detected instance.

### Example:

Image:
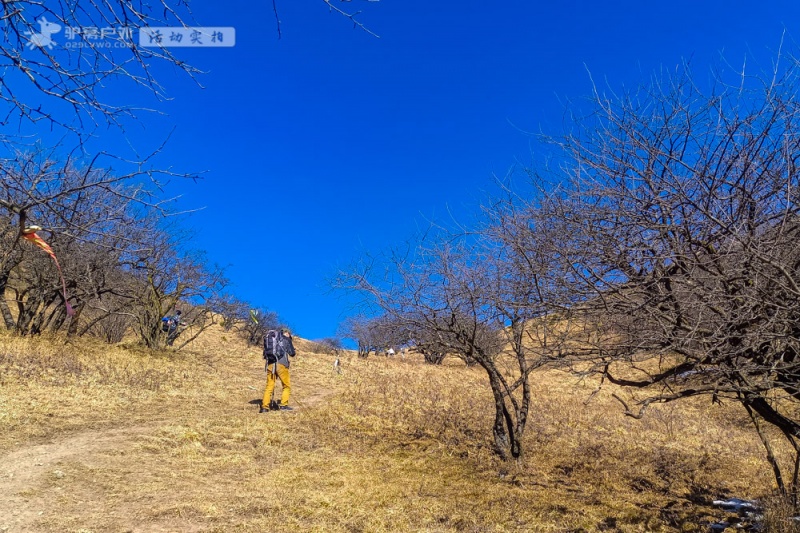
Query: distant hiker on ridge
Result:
<box><xmin>261</xmin><ymin>329</ymin><xmax>296</xmax><ymax>412</ymax></box>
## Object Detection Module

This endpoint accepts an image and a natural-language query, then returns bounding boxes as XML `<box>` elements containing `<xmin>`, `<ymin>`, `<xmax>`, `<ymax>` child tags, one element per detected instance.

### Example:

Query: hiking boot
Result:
<box><xmin>259</xmin><ymin>407</ymin><xmax>270</xmax><ymax>414</ymax></box>
<box><xmin>279</xmin><ymin>405</ymin><xmax>294</xmax><ymax>411</ymax></box>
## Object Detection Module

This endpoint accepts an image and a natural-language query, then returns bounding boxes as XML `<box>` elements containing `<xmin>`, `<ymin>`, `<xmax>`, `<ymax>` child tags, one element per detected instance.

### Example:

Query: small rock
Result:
<box><xmin>52</xmin><ymin>470</ymin><xmax>65</xmax><ymax>479</ymax></box>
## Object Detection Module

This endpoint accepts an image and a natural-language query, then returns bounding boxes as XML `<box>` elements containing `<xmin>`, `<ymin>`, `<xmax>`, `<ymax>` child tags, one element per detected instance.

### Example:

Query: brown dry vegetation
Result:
<box><xmin>0</xmin><ymin>327</ymin><xmax>779</xmax><ymax>532</ymax></box>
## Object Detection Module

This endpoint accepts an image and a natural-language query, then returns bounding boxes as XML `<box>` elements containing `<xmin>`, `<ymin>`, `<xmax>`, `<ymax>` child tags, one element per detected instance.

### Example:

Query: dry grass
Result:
<box><xmin>0</xmin><ymin>327</ymin><xmax>780</xmax><ymax>532</ymax></box>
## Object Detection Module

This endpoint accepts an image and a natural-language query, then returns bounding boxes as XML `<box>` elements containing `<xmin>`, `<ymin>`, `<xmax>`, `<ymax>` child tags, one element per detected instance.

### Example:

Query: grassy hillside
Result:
<box><xmin>0</xmin><ymin>327</ymin><xmax>778</xmax><ymax>532</ymax></box>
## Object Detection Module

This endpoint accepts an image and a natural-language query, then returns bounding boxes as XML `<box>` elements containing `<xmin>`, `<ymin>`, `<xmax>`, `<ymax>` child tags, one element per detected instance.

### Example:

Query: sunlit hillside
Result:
<box><xmin>0</xmin><ymin>325</ymin><xmax>779</xmax><ymax>532</ymax></box>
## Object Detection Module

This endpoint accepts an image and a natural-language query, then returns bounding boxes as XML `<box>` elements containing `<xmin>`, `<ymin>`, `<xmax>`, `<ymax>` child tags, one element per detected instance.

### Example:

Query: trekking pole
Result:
<box><xmin>270</xmin><ymin>360</ymin><xmax>278</xmax><ymax>410</ymax></box>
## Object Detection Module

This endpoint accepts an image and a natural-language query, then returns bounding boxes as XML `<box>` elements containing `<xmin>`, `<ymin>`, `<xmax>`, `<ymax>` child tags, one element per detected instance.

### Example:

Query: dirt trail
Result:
<box><xmin>0</xmin><ymin>353</ymin><xmax>340</xmax><ymax>532</ymax></box>
<box><xmin>1</xmin><ymin>379</ymin><xmax>336</xmax><ymax>532</ymax></box>
<box><xmin>0</xmin><ymin>424</ymin><xmax>156</xmax><ymax>532</ymax></box>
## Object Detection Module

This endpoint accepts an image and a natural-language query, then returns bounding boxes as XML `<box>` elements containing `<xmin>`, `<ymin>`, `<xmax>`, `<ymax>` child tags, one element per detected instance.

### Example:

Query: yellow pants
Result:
<box><xmin>263</xmin><ymin>363</ymin><xmax>291</xmax><ymax>408</ymax></box>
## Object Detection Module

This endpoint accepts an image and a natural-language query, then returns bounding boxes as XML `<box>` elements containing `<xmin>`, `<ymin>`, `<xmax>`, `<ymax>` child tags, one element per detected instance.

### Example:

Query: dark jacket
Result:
<box><xmin>275</xmin><ymin>333</ymin><xmax>296</xmax><ymax>367</ymax></box>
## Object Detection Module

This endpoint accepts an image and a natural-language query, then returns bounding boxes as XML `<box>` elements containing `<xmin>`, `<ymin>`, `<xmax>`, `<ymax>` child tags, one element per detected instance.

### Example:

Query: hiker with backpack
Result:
<box><xmin>161</xmin><ymin>310</ymin><xmax>183</xmax><ymax>346</ymax></box>
<box><xmin>261</xmin><ymin>329</ymin><xmax>296</xmax><ymax>413</ymax></box>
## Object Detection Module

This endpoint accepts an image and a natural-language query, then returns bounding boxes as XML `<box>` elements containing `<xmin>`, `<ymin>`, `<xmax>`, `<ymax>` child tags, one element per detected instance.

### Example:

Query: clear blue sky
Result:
<box><xmin>27</xmin><ymin>1</ymin><xmax>800</xmax><ymax>340</ymax></box>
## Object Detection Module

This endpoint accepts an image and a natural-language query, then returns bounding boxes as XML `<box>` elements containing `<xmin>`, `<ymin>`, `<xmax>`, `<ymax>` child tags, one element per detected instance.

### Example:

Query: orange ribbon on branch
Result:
<box><xmin>21</xmin><ymin>227</ymin><xmax>75</xmax><ymax>317</ymax></box>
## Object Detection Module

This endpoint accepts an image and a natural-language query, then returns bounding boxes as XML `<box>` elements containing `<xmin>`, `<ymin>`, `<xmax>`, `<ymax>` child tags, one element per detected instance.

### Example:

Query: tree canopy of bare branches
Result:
<box><xmin>523</xmin><ymin>57</ymin><xmax>800</xmax><ymax>499</ymax></box>
<box><xmin>339</xmin><ymin>314</ymin><xmax>406</xmax><ymax>358</ymax></box>
<box><xmin>337</xmin><ymin>225</ymin><xmax>565</xmax><ymax>460</ymax></box>
<box><xmin>0</xmin><ymin>0</ymin><xmax>200</xmax><ymax>137</ymax></box>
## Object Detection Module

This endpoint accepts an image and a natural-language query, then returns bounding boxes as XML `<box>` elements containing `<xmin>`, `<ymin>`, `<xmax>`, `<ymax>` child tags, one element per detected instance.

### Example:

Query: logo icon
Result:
<box><xmin>25</xmin><ymin>16</ymin><xmax>62</xmax><ymax>50</ymax></box>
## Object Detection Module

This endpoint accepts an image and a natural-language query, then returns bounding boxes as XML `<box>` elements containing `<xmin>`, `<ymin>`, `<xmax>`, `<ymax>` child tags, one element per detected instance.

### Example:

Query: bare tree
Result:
<box><xmin>338</xmin><ymin>227</ymin><xmax>559</xmax><ymax>460</ymax></box>
<box><xmin>238</xmin><ymin>306</ymin><xmax>284</xmax><ymax>346</ymax></box>
<box><xmin>0</xmin><ymin>150</ymin><xmax>177</xmax><ymax>334</ymax></box>
<box><xmin>0</xmin><ymin>0</ymin><xmax>199</xmax><ymax>138</ymax></box>
<box><xmin>339</xmin><ymin>314</ymin><xmax>407</xmax><ymax>358</ymax></box>
<box><xmin>339</xmin><ymin>315</ymin><xmax>377</xmax><ymax>358</ymax></box>
<box><xmin>0</xmin><ymin>0</ymin><xmax>216</xmax><ymax>339</ymax></box>
<box><xmin>117</xmin><ymin>222</ymin><xmax>228</xmax><ymax>349</ymax></box>
<box><xmin>0</xmin><ymin>3</ymin><xmax>307</xmax><ymax>353</ymax></box>
<box><xmin>311</xmin><ymin>337</ymin><xmax>345</xmax><ymax>356</ymax></box>
<box><xmin>532</xmin><ymin>57</ymin><xmax>800</xmax><ymax>501</ymax></box>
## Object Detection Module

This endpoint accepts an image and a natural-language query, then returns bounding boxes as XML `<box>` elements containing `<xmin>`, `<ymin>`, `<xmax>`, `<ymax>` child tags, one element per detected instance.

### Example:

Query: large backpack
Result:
<box><xmin>263</xmin><ymin>330</ymin><xmax>279</xmax><ymax>364</ymax></box>
<box><xmin>263</xmin><ymin>330</ymin><xmax>296</xmax><ymax>365</ymax></box>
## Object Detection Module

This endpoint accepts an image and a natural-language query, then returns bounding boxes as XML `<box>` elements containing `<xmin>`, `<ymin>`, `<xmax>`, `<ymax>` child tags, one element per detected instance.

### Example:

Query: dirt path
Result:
<box><xmin>0</xmin><ymin>424</ymin><xmax>157</xmax><ymax>532</ymax></box>
<box><xmin>0</xmin><ymin>383</ymin><xmax>336</xmax><ymax>532</ymax></box>
<box><xmin>0</xmin><ymin>360</ymin><xmax>340</xmax><ymax>532</ymax></box>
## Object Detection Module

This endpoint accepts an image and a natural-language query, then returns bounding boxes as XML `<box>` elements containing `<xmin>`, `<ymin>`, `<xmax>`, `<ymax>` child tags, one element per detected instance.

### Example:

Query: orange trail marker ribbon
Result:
<box><xmin>21</xmin><ymin>227</ymin><xmax>75</xmax><ymax>317</ymax></box>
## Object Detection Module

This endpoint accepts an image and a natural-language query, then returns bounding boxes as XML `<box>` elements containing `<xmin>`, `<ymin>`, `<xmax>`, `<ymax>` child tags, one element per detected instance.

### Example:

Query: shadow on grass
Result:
<box><xmin>656</xmin><ymin>489</ymin><xmax>726</xmax><ymax>531</ymax></box>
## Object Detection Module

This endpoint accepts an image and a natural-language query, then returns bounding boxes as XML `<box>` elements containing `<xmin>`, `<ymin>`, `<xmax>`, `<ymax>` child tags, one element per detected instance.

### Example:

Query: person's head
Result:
<box><xmin>176</xmin><ymin>310</ymin><xmax>182</xmax><ymax>316</ymax></box>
